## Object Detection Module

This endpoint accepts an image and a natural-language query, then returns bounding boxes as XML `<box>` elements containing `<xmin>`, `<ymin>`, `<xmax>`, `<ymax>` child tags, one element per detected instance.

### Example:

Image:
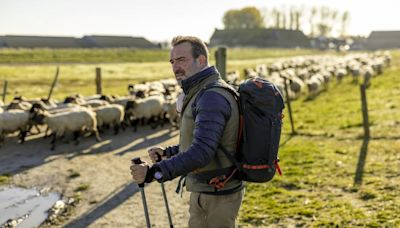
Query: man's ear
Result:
<box><xmin>197</xmin><ymin>55</ymin><xmax>207</xmax><ymax>66</ymax></box>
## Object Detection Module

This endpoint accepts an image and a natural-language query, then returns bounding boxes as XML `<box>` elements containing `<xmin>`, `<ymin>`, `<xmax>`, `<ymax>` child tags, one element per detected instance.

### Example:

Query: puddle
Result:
<box><xmin>0</xmin><ymin>187</ymin><xmax>61</xmax><ymax>228</ymax></box>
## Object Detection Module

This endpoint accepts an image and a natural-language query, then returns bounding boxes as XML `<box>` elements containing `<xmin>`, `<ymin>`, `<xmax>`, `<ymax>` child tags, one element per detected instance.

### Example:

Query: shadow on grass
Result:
<box><xmin>354</xmin><ymin>137</ymin><xmax>370</xmax><ymax>186</ymax></box>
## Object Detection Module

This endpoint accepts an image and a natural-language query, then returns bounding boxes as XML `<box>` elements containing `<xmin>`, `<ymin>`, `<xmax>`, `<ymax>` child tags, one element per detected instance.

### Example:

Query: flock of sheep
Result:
<box><xmin>0</xmin><ymin>79</ymin><xmax>181</xmax><ymax>150</ymax></box>
<box><xmin>0</xmin><ymin>51</ymin><xmax>392</xmax><ymax>150</ymax></box>
<box><xmin>228</xmin><ymin>51</ymin><xmax>391</xmax><ymax>100</ymax></box>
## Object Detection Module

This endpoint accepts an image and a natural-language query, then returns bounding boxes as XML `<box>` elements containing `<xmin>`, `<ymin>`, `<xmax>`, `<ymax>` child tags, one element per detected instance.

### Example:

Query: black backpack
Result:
<box><xmin>201</xmin><ymin>77</ymin><xmax>285</xmax><ymax>183</ymax></box>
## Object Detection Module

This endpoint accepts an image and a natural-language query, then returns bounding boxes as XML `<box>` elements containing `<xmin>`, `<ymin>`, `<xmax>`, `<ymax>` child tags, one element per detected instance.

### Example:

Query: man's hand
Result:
<box><xmin>148</xmin><ymin>147</ymin><xmax>165</xmax><ymax>163</ymax></box>
<box><xmin>130</xmin><ymin>161</ymin><xmax>149</xmax><ymax>184</ymax></box>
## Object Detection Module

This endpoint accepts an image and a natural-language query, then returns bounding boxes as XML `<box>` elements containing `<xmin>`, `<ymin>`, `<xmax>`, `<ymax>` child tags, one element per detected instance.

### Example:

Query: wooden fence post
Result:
<box><xmin>2</xmin><ymin>80</ymin><xmax>8</xmax><ymax>103</ymax></box>
<box><xmin>283</xmin><ymin>78</ymin><xmax>296</xmax><ymax>134</ymax></box>
<box><xmin>360</xmin><ymin>84</ymin><xmax>370</xmax><ymax>138</ymax></box>
<box><xmin>47</xmin><ymin>66</ymin><xmax>60</xmax><ymax>100</ymax></box>
<box><xmin>215</xmin><ymin>47</ymin><xmax>227</xmax><ymax>81</ymax></box>
<box><xmin>95</xmin><ymin>67</ymin><xmax>102</xmax><ymax>95</ymax></box>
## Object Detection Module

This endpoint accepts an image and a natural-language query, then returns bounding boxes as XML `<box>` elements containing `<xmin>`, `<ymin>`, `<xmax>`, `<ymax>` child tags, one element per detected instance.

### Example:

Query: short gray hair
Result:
<box><xmin>171</xmin><ymin>36</ymin><xmax>209</xmax><ymax>63</ymax></box>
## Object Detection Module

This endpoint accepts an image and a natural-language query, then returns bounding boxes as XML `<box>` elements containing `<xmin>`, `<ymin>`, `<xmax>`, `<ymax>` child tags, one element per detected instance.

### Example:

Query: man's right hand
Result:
<box><xmin>148</xmin><ymin>147</ymin><xmax>165</xmax><ymax>163</ymax></box>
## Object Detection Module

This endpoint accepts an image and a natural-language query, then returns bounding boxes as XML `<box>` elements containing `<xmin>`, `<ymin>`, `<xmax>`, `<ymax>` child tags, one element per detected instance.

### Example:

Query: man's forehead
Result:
<box><xmin>170</xmin><ymin>43</ymin><xmax>192</xmax><ymax>58</ymax></box>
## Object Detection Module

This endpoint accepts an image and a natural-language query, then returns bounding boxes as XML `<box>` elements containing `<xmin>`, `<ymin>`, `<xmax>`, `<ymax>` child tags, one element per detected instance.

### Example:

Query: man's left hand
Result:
<box><xmin>130</xmin><ymin>162</ymin><xmax>149</xmax><ymax>184</ymax></box>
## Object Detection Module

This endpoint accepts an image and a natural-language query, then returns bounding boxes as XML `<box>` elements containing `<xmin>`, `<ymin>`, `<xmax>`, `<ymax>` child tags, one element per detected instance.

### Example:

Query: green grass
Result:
<box><xmin>238</xmin><ymin>51</ymin><xmax>400</xmax><ymax>227</ymax></box>
<box><xmin>0</xmin><ymin>48</ymin><xmax>329</xmax><ymax>101</ymax></box>
<box><xmin>0</xmin><ymin>48</ymin><xmax>399</xmax><ymax>226</ymax></box>
<box><xmin>0</xmin><ymin>47</ymin><xmax>324</xmax><ymax>64</ymax></box>
<box><xmin>67</xmin><ymin>169</ymin><xmax>81</xmax><ymax>179</ymax></box>
<box><xmin>74</xmin><ymin>184</ymin><xmax>90</xmax><ymax>192</ymax></box>
<box><xmin>0</xmin><ymin>174</ymin><xmax>11</xmax><ymax>184</ymax></box>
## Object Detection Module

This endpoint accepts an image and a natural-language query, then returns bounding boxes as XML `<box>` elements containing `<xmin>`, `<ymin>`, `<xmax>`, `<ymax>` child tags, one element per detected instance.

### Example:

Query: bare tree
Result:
<box><xmin>340</xmin><ymin>11</ymin><xmax>350</xmax><ymax>37</ymax></box>
<box><xmin>309</xmin><ymin>6</ymin><xmax>318</xmax><ymax>36</ymax></box>
<box><xmin>271</xmin><ymin>8</ymin><xmax>281</xmax><ymax>28</ymax></box>
<box><xmin>295</xmin><ymin>8</ymin><xmax>302</xmax><ymax>30</ymax></box>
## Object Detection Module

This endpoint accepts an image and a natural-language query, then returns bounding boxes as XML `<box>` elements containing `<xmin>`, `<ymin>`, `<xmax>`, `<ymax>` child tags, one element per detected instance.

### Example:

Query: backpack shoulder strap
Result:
<box><xmin>194</xmin><ymin>81</ymin><xmax>239</xmax><ymax>109</ymax></box>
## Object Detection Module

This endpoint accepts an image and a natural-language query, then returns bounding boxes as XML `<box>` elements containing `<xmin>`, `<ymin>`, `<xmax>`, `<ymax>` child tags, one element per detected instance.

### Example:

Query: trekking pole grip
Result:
<box><xmin>132</xmin><ymin>157</ymin><xmax>145</xmax><ymax>188</ymax></box>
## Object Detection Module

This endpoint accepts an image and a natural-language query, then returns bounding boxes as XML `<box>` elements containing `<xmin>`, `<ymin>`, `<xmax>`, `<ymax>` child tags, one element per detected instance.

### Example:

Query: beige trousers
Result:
<box><xmin>188</xmin><ymin>189</ymin><xmax>244</xmax><ymax>228</ymax></box>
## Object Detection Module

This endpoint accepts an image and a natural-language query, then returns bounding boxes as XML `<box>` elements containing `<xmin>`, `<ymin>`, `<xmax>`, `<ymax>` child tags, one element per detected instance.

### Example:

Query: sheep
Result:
<box><xmin>7</xmin><ymin>100</ymin><xmax>32</xmax><ymax>111</ymax></box>
<box><xmin>383</xmin><ymin>51</ymin><xmax>392</xmax><ymax>67</ymax></box>
<box><xmin>93</xmin><ymin>104</ymin><xmax>125</xmax><ymax>134</ymax></box>
<box><xmin>163</xmin><ymin>99</ymin><xmax>179</xmax><ymax>129</ymax></box>
<box><xmin>125</xmin><ymin>95</ymin><xmax>165</xmax><ymax>132</ymax></box>
<box><xmin>129</xmin><ymin>83</ymin><xmax>150</xmax><ymax>98</ymax></box>
<box><xmin>0</xmin><ymin>110</ymin><xmax>30</xmax><ymax>145</ymax></box>
<box><xmin>63</xmin><ymin>95</ymin><xmax>85</xmax><ymax>105</ymax></box>
<box><xmin>148</xmin><ymin>81</ymin><xmax>166</xmax><ymax>96</ymax></box>
<box><xmin>335</xmin><ymin>68</ymin><xmax>347</xmax><ymax>83</ymax></box>
<box><xmin>244</xmin><ymin>68</ymin><xmax>258</xmax><ymax>79</ymax></box>
<box><xmin>306</xmin><ymin>74</ymin><xmax>324</xmax><ymax>96</ymax></box>
<box><xmin>360</xmin><ymin>65</ymin><xmax>374</xmax><ymax>87</ymax></box>
<box><xmin>30</xmin><ymin>105</ymin><xmax>101</xmax><ymax>150</ymax></box>
<box><xmin>256</xmin><ymin>64</ymin><xmax>268</xmax><ymax>78</ymax></box>
<box><xmin>159</xmin><ymin>79</ymin><xmax>178</xmax><ymax>91</ymax></box>
<box><xmin>80</xmin><ymin>99</ymin><xmax>109</xmax><ymax>108</ymax></box>
<box><xmin>372</xmin><ymin>59</ymin><xmax>384</xmax><ymax>75</ymax></box>
<box><xmin>226</xmin><ymin>70</ymin><xmax>240</xmax><ymax>86</ymax></box>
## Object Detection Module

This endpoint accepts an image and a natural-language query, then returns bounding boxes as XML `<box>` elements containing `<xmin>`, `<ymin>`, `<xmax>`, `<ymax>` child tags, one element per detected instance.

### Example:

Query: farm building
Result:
<box><xmin>0</xmin><ymin>35</ymin><xmax>159</xmax><ymax>49</ymax></box>
<box><xmin>366</xmin><ymin>31</ymin><xmax>400</xmax><ymax>50</ymax></box>
<box><xmin>80</xmin><ymin>35</ymin><xmax>159</xmax><ymax>49</ymax></box>
<box><xmin>0</xmin><ymin>35</ymin><xmax>82</xmax><ymax>48</ymax></box>
<box><xmin>209</xmin><ymin>28</ymin><xmax>310</xmax><ymax>48</ymax></box>
<box><xmin>0</xmin><ymin>37</ymin><xmax>6</xmax><ymax>48</ymax></box>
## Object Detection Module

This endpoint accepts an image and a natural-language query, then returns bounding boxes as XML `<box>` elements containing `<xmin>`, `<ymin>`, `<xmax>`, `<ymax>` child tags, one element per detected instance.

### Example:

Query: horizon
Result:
<box><xmin>1</xmin><ymin>0</ymin><xmax>399</xmax><ymax>43</ymax></box>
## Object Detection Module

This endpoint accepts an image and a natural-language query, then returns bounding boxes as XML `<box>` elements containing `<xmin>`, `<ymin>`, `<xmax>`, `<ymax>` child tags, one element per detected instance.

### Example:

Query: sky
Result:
<box><xmin>0</xmin><ymin>0</ymin><xmax>399</xmax><ymax>43</ymax></box>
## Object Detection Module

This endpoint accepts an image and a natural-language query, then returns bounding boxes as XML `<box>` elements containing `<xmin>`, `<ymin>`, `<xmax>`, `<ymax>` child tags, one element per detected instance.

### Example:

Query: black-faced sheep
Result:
<box><xmin>93</xmin><ymin>104</ymin><xmax>125</xmax><ymax>134</ymax></box>
<box><xmin>125</xmin><ymin>95</ymin><xmax>165</xmax><ymax>132</ymax></box>
<box><xmin>30</xmin><ymin>105</ymin><xmax>101</xmax><ymax>150</ymax></box>
<box><xmin>0</xmin><ymin>110</ymin><xmax>30</xmax><ymax>145</ymax></box>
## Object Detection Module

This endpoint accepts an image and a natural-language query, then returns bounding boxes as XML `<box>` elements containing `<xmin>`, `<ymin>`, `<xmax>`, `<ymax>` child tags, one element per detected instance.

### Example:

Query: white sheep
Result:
<box><xmin>306</xmin><ymin>74</ymin><xmax>324</xmax><ymax>96</ymax></box>
<box><xmin>80</xmin><ymin>99</ymin><xmax>109</xmax><ymax>108</ymax></box>
<box><xmin>0</xmin><ymin>110</ymin><xmax>30</xmax><ymax>145</ymax></box>
<box><xmin>31</xmin><ymin>106</ymin><xmax>101</xmax><ymax>150</ymax></box>
<box><xmin>7</xmin><ymin>100</ymin><xmax>32</xmax><ymax>111</ymax></box>
<box><xmin>163</xmin><ymin>98</ymin><xmax>179</xmax><ymax>129</ymax></box>
<box><xmin>93</xmin><ymin>104</ymin><xmax>125</xmax><ymax>134</ymax></box>
<box><xmin>226</xmin><ymin>70</ymin><xmax>240</xmax><ymax>86</ymax></box>
<box><xmin>125</xmin><ymin>95</ymin><xmax>165</xmax><ymax>131</ymax></box>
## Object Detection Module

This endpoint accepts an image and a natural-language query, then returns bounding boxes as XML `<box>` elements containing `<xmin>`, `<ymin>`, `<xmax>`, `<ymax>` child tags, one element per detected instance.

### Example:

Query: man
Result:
<box><xmin>130</xmin><ymin>36</ymin><xmax>243</xmax><ymax>228</ymax></box>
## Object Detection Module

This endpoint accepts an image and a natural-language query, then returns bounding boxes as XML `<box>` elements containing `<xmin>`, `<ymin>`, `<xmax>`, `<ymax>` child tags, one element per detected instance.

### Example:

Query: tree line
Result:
<box><xmin>223</xmin><ymin>6</ymin><xmax>350</xmax><ymax>37</ymax></box>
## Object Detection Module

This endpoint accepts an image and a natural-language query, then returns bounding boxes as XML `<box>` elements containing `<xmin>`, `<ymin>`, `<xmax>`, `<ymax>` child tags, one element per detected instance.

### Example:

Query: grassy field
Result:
<box><xmin>0</xmin><ymin>47</ymin><xmax>324</xmax><ymax>64</ymax></box>
<box><xmin>239</xmin><ymin>51</ymin><xmax>400</xmax><ymax>227</ymax></box>
<box><xmin>1</xmin><ymin>48</ymin><xmax>399</xmax><ymax>226</ymax></box>
<box><xmin>0</xmin><ymin>48</ymin><xmax>336</xmax><ymax>101</ymax></box>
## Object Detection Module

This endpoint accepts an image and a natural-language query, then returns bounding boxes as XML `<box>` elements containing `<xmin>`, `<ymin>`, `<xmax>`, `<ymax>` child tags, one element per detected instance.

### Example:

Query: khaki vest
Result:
<box><xmin>179</xmin><ymin>75</ymin><xmax>241</xmax><ymax>192</ymax></box>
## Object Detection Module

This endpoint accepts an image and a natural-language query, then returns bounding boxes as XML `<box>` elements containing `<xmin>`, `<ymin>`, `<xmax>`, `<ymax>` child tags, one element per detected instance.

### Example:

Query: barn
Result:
<box><xmin>209</xmin><ymin>28</ymin><xmax>310</xmax><ymax>48</ymax></box>
<box><xmin>366</xmin><ymin>31</ymin><xmax>400</xmax><ymax>50</ymax></box>
<box><xmin>0</xmin><ymin>35</ymin><xmax>159</xmax><ymax>49</ymax></box>
<box><xmin>80</xmin><ymin>35</ymin><xmax>159</xmax><ymax>49</ymax></box>
<box><xmin>0</xmin><ymin>35</ymin><xmax>82</xmax><ymax>48</ymax></box>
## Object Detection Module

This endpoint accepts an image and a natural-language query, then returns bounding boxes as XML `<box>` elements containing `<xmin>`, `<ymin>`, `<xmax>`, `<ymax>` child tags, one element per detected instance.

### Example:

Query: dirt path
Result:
<box><xmin>0</xmin><ymin>125</ymin><xmax>190</xmax><ymax>227</ymax></box>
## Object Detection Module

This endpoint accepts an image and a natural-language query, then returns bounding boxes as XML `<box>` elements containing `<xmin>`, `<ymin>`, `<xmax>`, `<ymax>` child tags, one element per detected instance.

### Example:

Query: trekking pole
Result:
<box><xmin>132</xmin><ymin>157</ymin><xmax>151</xmax><ymax>228</ymax></box>
<box><xmin>155</xmin><ymin>154</ymin><xmax>174</xmax><ymax>228</ymax></box>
